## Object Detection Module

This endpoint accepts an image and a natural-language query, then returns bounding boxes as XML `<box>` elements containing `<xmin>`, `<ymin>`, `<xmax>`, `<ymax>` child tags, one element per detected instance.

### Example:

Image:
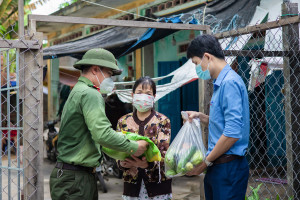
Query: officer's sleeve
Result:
<box><xmin>81</xmin><ymin>89</ymin><xmax>138</xmax><ymax>154</ymax></box>
<box><xmin>221</xmin><ymin>80</ymin><xmax>244</xmax><ymax>139</ymax></box>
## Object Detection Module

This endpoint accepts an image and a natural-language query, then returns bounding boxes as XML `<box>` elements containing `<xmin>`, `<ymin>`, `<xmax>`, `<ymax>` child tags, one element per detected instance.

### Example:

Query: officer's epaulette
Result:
<box><xmin>88</xmin><ymin>84</ymin><xmax>101</xmax><ymax>93</ymax></box>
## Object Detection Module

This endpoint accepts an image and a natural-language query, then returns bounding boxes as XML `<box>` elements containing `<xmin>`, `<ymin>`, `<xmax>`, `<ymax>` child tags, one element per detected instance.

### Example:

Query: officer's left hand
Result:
<box><xmin>125</xmin><ymin>156</ymin><xmax>148</xmax><ymax>169</ymax></box>
<box><xmin>186</xmin><ymin>162</ymin><xmax>207</xmax><ymax>176</ymax></box>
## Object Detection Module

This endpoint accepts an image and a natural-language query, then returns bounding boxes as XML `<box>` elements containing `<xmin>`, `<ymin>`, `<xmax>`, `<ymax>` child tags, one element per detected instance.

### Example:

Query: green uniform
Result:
<box><xmin>50</xmin><ymin>76</ymin><xmax>138</xmax><ymax>200</ymax></box>
<box><xmin>50</xmin><ymin>168</ymin><xmax>98</xmax><ymax>200</ymax></box>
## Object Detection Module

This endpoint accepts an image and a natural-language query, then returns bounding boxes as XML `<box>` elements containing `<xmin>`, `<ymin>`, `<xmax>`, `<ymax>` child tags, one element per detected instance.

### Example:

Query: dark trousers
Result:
<box><xmin>204</xmin><ymin>157</ymin><xmax>249</xmax><ymax>200</ymax></box>
<box><xmin>50</xmin><ymin>167</ymin><xmax>98</xmax><ymax>200</ymax></box>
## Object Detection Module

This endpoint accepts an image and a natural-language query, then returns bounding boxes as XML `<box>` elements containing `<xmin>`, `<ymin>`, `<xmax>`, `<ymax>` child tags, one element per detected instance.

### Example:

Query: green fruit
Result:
<box><xmin>177</xmin><ymin>167</ymin><xmax>188</xmax><ymax>174</ymax></box>
<box><xmin>177</xmin><ymin>146</ymin><xmax>196</xmax><ymax>172</ymax></box>
<box><xmin>165</xmin><ymin>150</ymin><xmax>176</xmax><ymax>170</ymax></box>
<box><xmin>185</xmin><ymin>162</ymin><xmax>193</xmax><ymax>171</ymax></box>
<box><xmin>166</xmin><ymin>170</ymin><xmax>177</xmax><ymax>177</ymax></box>
<box><xmin>191</xmin><ymin>150</ymin><xmax>203</xmax><ymax>165</ymax></box>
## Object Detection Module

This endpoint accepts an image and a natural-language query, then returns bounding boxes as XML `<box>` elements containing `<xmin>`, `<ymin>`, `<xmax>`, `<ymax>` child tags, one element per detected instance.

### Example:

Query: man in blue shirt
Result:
<box><xmin>185</xmin><ymin>35</ymin><xmax>250</xmax><ymax>200</ymax></box>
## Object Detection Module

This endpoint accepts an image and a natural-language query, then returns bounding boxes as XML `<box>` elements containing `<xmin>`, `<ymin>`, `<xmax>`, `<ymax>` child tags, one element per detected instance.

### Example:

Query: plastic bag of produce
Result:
<box><xmin>102</xmin><ymin>131</ymin><xmax>161</xmax><ymax>162</ymax></box>
<box><xmin>165</xmin><ymin>111</ymin><xmax>206</xmax><ymax>178</ymax></box>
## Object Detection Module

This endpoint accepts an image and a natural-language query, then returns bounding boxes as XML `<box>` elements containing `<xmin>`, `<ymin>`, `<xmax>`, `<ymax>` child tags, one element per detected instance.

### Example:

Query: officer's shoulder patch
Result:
<box><xmin>88</xmin><ymin>84</ymin><xmax>101</xmax><ymax>93</ymax></box>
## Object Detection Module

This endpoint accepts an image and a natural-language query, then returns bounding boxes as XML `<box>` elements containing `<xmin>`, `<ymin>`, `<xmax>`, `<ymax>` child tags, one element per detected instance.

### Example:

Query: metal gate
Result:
<box><xmin>0</xmin><ymin>24</ymin><xmax>43</xmax><ymax>200</ymax></box>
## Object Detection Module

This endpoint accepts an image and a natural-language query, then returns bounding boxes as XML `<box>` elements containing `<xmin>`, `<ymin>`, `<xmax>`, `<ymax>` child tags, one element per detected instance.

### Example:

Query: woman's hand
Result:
<box><xmin>125</xmin><ymin>156</ymin><xmax>149</xmax><ymax>169</ymax></box>
<box><xmin>119</xmin><ymin>160</ymin><xmax>134</xmax><ymax>169</ymax></box>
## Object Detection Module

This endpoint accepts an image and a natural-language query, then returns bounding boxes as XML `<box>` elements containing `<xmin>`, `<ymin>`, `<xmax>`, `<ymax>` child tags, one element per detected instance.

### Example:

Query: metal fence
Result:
<box><xmin>0</xmin><ymin>25</ymin><xmax>43</xmax><ymax>200</ymax></box>
<box><xmin>0</xmin><ymin>3</ymin><xmax>299</xmax><ymax>200</ymax></box>
<box><xmin>210</xmin><ymin>6</ymin><xmax>300</xmax><ymax>199</ymax></box>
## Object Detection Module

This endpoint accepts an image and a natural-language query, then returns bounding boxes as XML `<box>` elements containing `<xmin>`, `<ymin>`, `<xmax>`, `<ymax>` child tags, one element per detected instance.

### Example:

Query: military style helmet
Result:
<box><xmin>74</xmin><ymin>48</ymin><xmax>122</xmax><ymax>76</ymax></box>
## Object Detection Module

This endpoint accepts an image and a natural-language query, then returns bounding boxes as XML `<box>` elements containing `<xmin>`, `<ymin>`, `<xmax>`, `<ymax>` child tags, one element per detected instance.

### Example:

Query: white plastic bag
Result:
<box><xmin>165</xmin><ymin>111</ymin><xmax>207</xmax><ymax>178</ymax></box>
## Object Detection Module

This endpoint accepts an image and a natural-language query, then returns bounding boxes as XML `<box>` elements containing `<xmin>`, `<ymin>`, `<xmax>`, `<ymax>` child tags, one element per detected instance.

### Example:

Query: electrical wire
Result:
<box><xmin>81</xmin><ymin>0</ymin><xmax>158</xmax><ymax>22</ymax></box>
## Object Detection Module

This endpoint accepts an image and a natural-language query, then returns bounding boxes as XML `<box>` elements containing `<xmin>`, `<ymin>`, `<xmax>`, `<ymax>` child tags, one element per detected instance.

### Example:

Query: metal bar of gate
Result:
<box><xmin>0</xmin><ymin>87</ymin><xmax>19</xmax><ymax>92</ymax></box>
<box><xmin>0</xmin><ymin>50</ymin><xmax>23</xmax><ymax>199</ymax></box>
<box><xmin>0</xmin><ymin>166</ymin><xmax>22</xmax><ymax>171</ymax></box>
<box><xmin>6</xmin><ymin>50</ymin><xmax>11</xmax><ymax>200</ymax></box>
<box><xmin>16</xmin><ymin>50</ymin><xmax>21</xmax><ymax>200</ymax></box>
<box><xmin>0</xmin><ymin>128</ymin><xmax>22</xmax><ymax>130</ymax></box>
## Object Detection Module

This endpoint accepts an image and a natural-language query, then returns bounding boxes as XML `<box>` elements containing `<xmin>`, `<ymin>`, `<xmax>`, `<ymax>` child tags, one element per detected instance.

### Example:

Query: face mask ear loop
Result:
<box><xmin>96</xmin><ymin>68</ymin><xmax>106</xmax><ymax>88</ymax></box>
<box><xmin>202</xmin><ymin>56</ymin><xmax>210</xmax><ymax>72</ymax></box>
<box><xmin>202</xmin><ymin>55</ymin><xmax>210</xmax><ymax>72</ymax></box>
<box><xmin>95</xmin><ymin>73</ymin><xmax>101</xmax><ymax>87</ymax></box>
<box><xmin>199</xmin><ymin>58</ymin><xmax>203</xmax><ymax>67</ymax></box>
<box><xmin>99</xmin><ymin>68</ymin><xmax>106</xmax><ymax>79</ymax></box>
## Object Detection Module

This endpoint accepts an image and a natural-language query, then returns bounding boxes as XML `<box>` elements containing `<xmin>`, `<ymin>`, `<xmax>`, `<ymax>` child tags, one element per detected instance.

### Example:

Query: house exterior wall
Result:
<box><xmin>153</xmin><ymin>30</ymin><xmax>200</xmax><ymax>77</ymax></box>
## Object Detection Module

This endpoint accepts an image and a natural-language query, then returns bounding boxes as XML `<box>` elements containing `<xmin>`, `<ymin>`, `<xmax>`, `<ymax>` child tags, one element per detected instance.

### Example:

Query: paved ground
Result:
<box><xmin>43</xmin><ymin>158</ymin><xmax>204</xmax><ymax>200</ymax></box>
<box><xmin>1</xmin><ymin>155</ymin><xmax>204</xmax><ymax>199</ymax></box>
<box><xmin>2</xmin><ymin>156</ymin><xmax>290</xmax><ymax>200</ymax></box>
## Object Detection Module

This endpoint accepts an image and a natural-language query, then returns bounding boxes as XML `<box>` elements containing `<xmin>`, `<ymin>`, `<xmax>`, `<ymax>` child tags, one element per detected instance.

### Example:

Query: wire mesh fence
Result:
<box><xmin>0</xmin><ymin>25</ymin><xmax>43</xmax><ymax>200</ymax></box>
<box><xmin>214</xmin><ymin>13</ymin><xmax>300</xmax><ymax>199</ymax></box>
<box><xmin>0</xmin><ymin>3</ymin><xmax>299</xmax><ymax>200</ymax></box>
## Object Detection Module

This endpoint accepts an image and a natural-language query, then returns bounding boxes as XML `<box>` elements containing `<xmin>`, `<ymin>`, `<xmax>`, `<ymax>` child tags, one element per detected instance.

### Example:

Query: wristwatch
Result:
<box><xmin>204</xmin><ymin>157</ymin><xmax>213</xmax><ymax>167</ymax></box>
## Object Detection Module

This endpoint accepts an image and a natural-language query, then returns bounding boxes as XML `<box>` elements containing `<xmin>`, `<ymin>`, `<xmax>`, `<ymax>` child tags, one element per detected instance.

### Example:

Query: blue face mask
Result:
<box><xmin>196</xmin><ymin>60</ymin><xmax>211</xmax><ymax>80</ymax></box>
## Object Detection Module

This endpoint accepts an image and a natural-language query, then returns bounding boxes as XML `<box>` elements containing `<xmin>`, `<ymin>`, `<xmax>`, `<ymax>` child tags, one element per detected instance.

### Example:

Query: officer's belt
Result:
<box><xmin>214</xmin><ymin>155</ymin><xmax>244</xmax><ymax>165</ymax></box>
<box><xmin>56</xmin><ymin>162</ymin><xmax>96</xmax><ymax>173</ymax></box>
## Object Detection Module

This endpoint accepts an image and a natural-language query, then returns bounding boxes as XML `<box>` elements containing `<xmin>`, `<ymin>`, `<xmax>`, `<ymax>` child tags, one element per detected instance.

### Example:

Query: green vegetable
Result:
<box><xmin>185</xmin><ymin>162</ymin><xmax>193</xmax><ymax>171</ymax></box>
<box><xmin>166</xmin><ymin>170</ymin><xmax>177</xmax><ymax>177</ymax></box>
<box><xmin>126</xmin><ymin>132</ymin><xmax>161</xmax><ymax>162</ymax></box>
<box><xmin>176</xmin><ymin>166</ymin><xmax>187</xmax><ymax>174</ymax></box>
<box><xmin>177</xmin><ymin>146</ymin><xmax>196</xmax><ymax>173</ymax></box>
<box><xmin>190</xmin><ymin>150</ymin><xmax>203</xmax><ymax>165</ymax></box>
<box><xmin>176</xmin><ymin>160</ymin><xmax>185</xmax><ymax>173</ymax></box>
<box><xmin>165</xmin><ymin>149</ymin><xmax>176</xmax><ymax>170</ymax></box>
<box><xmin>102</xmin><ymin>131</ymin><xmax>161</xmax><ymax>162</ymax></box>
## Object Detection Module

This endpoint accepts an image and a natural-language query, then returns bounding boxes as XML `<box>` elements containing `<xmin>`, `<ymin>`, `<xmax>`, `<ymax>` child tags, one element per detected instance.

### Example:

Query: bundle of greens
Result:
<box><xmin>102</xmin><ymin>131</ymin><xmax>161</xmax><ymax>162</ymax></box>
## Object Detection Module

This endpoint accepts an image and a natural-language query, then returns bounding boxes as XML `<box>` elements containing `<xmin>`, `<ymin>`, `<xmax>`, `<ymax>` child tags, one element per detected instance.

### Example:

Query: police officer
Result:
<box><xmin>50</xmin><ymin>48</ymin><xmax>148</xmax><ymax>200</ymax></box>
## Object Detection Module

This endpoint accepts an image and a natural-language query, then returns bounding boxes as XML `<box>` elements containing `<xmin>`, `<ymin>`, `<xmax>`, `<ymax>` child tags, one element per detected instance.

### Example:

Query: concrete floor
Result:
<box><xmin>5</xmin><ymin>155</ymin><xmax>291</xmax><ymax>200</ymax></box>
<box><xmin>1</xmin><ymin>154</ymin><xmax>203</xmax><ymax>200</ymax></box>
<box><xmin>43</xmin><ymin>158</ymin><xmax>203</xmax><ymax>200</ymax></box>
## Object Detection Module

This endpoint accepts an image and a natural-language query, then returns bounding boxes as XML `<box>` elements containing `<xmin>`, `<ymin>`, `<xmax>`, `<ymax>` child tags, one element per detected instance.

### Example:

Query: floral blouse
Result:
<box><xmin>116</xmin><ymin>109</ymin><xmax>171</xmax><ymax>184</ymax></box>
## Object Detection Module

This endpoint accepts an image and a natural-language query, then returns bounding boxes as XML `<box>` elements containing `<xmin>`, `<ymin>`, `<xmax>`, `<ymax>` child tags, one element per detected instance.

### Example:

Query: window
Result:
<box><xmin>178</xmin><ymin>43</ymin><xmax>189</xmax><ymax>54</ymax></box>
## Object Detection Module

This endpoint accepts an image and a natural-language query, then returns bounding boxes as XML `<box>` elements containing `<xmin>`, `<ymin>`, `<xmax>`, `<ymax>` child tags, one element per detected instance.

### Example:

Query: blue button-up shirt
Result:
<box><xmin>207</xmin><ymin>64</ymin><xmax>250</xmax><ymax>156</ymax></box>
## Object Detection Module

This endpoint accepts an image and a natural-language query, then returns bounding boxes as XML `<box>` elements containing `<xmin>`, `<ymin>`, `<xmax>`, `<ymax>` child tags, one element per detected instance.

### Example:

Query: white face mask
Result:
<box><xmin>132</xmin><ymin>94</ymin><xmax>155</xmax><ymax>112</ymax></box>
<box><xmin>95</xmin><ymin>69</ymin><xmax>115</xmax><ymax>94</ymax></box>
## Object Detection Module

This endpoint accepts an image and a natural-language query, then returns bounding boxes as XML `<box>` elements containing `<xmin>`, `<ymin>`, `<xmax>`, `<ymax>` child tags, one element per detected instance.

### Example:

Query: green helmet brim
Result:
<box><xmin>74</xmin><ymin>58</ymin><xmax>122</xmax><ymax>76</ymax></box>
